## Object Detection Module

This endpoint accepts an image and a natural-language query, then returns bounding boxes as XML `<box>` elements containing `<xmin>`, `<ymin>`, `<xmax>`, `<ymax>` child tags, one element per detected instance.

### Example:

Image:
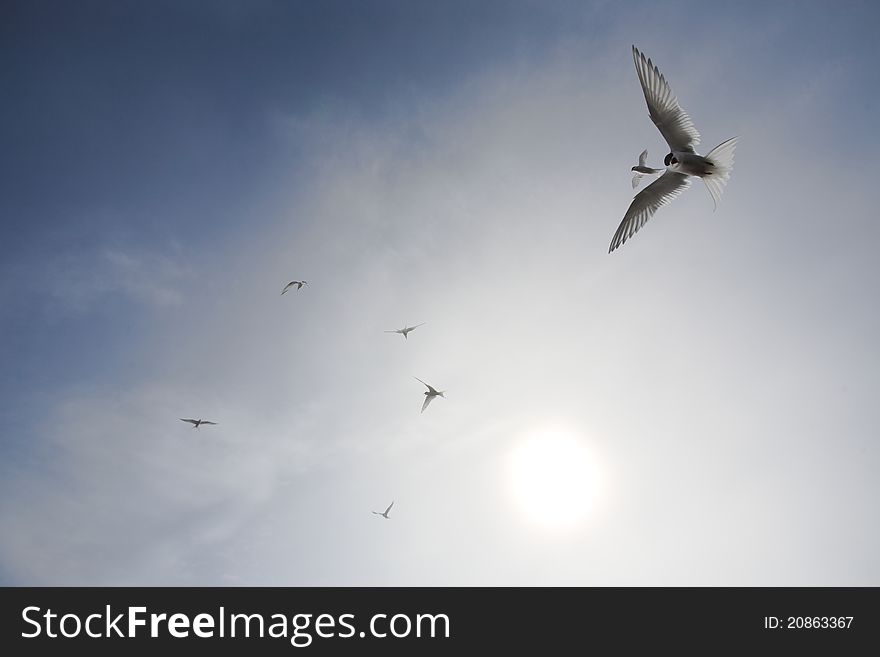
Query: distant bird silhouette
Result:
<box><xmin>281</xmin><ymin>280</ymin><xmax>308</xmax><ymax>294</ymax></box>
<box><xmin>414</xmin><ymin>377</ymin><xmax>445</xmax><ymax>413</ymax></box>
<box><xmin>180</xmin><ymin>418</ymin><xmax>218</xmax><ymax>428</ymax></box>
<box><xmin>631</xmin><ymin>149</ymin><xmax>662</xmax><ymax>189</ymax></box>
<box><xmin>385</xmin><ymin>322</ymin><xmax>425</xmax><ymax>340</ymax></box>
<box><xmin>609</xmin><ymin>46</ymin><xmax>738</xmax><ymax>253</ymax></box>
<box><xmin>372</xmin><ymin>501</ymin><xmax>394</xmax><ymax>519</ymax></box>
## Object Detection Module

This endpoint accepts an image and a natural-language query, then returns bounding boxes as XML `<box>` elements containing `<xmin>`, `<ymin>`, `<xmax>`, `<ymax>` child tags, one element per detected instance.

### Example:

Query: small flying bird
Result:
<box><xmin>372</xmin><ymin>501</ymin><xmax>394</xmax><ymax>519</ymax></box>
<box><xmin>281</xmin><ymin>280</ymin><xmax>308</xmax><ymax>294</ymax></box>
<box><xmin>414</xmin><ymin>377</ymin><xmax>445</xmax><ymax>413</ymax></box>
<box><xmin>180</xmin><ymin>418</ymin><xmax>218</xmax><ymax>428</ymax></box>
<box><xmin>384</xmin><ymin>322</ymin><xmax>425</xmax><ymax>340</ymax></box>
<box><xmin>631</xmin><ymin>149</ymin><xmax>662</xmax><ymax>189</ymax></box>
<box><xmin>609</xmin><ymin>46</ymin><xmax>738</xmax><ymax>253</ymax></box>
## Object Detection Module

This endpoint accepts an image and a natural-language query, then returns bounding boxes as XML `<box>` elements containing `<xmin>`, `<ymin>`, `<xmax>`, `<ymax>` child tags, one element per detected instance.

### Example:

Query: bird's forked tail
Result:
<box><xmin>703</xmin><ymin>136</ymin><xmax>738</xmax><ymax>210</ymax></box>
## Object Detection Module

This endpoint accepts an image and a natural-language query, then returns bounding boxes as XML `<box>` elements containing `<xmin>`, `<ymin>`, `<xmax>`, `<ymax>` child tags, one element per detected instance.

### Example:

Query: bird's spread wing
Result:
<box><xmin>180</xmin><ymin>419</ymin><xmax>198</xmax><ymax>425</ymax></box>
<box><xmin>421</xmin><ymin>396</ymin><xmax>434</xmax><ymax>413</ymax></box>
<box><xmin>385</xmin><ymin>501</ymin><xmax>394</xmax><ymax>515</ymax></box>
<box><xmin>638</xmin><ymin>149</ymin><xmax>648</xmax><ymax>166</ymax></box>
<box><xmin>281</xmin><ymin>282</ymin><xmax>294</xmax><ymax>294</ymax></box>
<box><xmin>631</xmin><ymin>172</ymin><xmax>643</xmax><ymax>189</ymax></box>
<box><xmin>201</xmin><ymin>421</ymin><xmax>218</xmax><ymax>425</ymax></box>
<box><xmin>632</xmin><ymin>46</ymin><xmax>700</xmax><ymax>153</ymax></box>
<box><xmin>609</xmin><ymin>171</ymin><xmax>691</xmax><ymax>252</ymax></box>
<box><xmin>412</xmin><ymin>322</ymin><xmax>425</xmax><ymax>329</ymax></box>
<box><xmin>414</xmin><ymin>377</ymin><xmax>432</xmax><ymax>391</ymax></box>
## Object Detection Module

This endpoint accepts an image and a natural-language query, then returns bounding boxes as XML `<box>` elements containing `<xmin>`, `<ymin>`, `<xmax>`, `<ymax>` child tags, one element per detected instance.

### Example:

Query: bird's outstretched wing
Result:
<box><xmin>200</xmin><ymin>421</ymin><xmax>218</xmax><ymax>425</ymax></box>
<box><xmin>632</xmin><ymin>46</ymin><xmax>700</xmax><ymax>153</ymax></box>
<box><xmin>609</xmin><ymin>170</ymin><xmax>691</xmax><ymax>252</ymax></box>
<box><xmin>180</xmin><ymin>419</ymin><xmax>198</xmax><ymax>425</ymax></box>
<box><xmin>413</xmin><ymin>377</ymin><xmax>437</xmax><ymax>394</ymax></box>
<box><xmin>411</xmin><ymin>322</ymin><xmax>426</xmax><ymax>330</ymax></box>
<box><xmin>385</xmin><ymin>501</ymin><xmax>394</xmax><ymax>515</ymax></box>
<box><xmin>631</xmin><ymin>172</ymin><xmax>643</xmax><ymax>189</ymax></box>
<box><xmin>421</xmin><ymin>395</ymin><xmax>434</xmax><ymax>413</ymax></box>
<box><xmin>281</xmin><ymin>282</ymin><xmax>295</xmax><ymax>295</ymax></box>
<box><xmin>638</xmin><ymin>149</ymin><xmax>648</xmax><ymax>166</ymax></box>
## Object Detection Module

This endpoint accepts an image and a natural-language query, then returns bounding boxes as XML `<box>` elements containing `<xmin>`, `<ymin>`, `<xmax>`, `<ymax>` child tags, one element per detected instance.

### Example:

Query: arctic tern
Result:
<box><xmin>414</xmin><ymin>377</ymin><xmax>445</xmax><ymax>414</ymax></box>
<box><xmin>610</xmin><ymin>46</ymin><xmax>738</xmax><ymax>253</ymax></box>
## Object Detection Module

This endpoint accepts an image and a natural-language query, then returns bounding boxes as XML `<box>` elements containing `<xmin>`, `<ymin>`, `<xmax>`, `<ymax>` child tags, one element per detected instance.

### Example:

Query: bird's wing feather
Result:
<box><xmin>638</xmin><ymin>149</ymin><xmax>648</xmax><ymax>166</ymax></box>
<box><xmin>421</xmin><ymin>396</ymin><xmax>434</xmax><ymax>413</ymax></box>
<box><xmin>632</xmin><ymin>46</ymin><xmax>700</xmax><ymax>153</ymax></box>
<box><xmin>609</xmin><ymin>171</ymin><xmax>691</xmax><ymax>252</ymax></box>
<box><xmin>631</xmin><ymin>172</ymin><xmax>643</xmax><ymax>189</ymax></box>
<box><xmin>201</xmin><ymin>421</ymin><xmax>217</xmax><ymax>425</ymax></box>
<box><xmin>414</xmin><ymin>377</ymin><xmax>439</xmax><ymax>394</ymax></box>
<box><xmin>180</xmin><ymin>419</ymin><xmax>197</xmax><ymax>424</ymax></box>
<box><xmin>385</xmin><ymin>501</ymin><xmax>394</xmax><ymax>514</ymax></box>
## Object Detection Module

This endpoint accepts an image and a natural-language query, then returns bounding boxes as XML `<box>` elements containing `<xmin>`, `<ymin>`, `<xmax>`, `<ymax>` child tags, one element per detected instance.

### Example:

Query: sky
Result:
<box><xmin>1</xmin><ymin>0</ymin><xmax>879</xmax><ymax>586</ymax></box>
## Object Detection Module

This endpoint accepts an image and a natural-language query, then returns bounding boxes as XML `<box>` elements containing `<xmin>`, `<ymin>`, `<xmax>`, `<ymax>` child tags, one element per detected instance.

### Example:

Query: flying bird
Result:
<box><xmin>631</xmin><ymin>149</ymin><xmax>662</xmax><ymax>189</ymax></box>
<box><xmin>414</xmin><ymin>377</ymin><xmax>445</xmax><ymax>413</ymax></box>
<box><xmin>609</xmin><ymin>46</ymin><xmax>738</xmax><ymax>253</ymax></box>
<box><xmin>385</xmin><ymin>322</ymin><xmax>425</xmax><ymax>340</ymax></box>
<box><xmin>281</xmin><ymin>280</ymin><xmax>308</xmax><ymax>294</ymax></box>
<box><xmin>180</xmin><ymin>418</ymin><xmax>218</xmax><ymax>428</ymax></box>
<box><xmin>372</xmin><ymin>501</ymin><xmax>394</xmax><ymax>519</ymax></box>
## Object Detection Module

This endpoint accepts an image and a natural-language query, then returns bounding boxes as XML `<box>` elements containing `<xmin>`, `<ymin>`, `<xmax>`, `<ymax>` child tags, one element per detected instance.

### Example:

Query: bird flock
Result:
<box><xmin>180</xmin><ymin>45</ymin><xmax>737</xmax><ymax>522</ymax></box>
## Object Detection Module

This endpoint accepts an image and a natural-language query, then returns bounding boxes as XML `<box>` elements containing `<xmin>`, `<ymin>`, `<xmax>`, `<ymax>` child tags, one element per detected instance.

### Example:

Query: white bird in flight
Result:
<box><xmin>372</xmin><ymin>501</ymin><xmax>394</xmax><ymax>519</ymax></box>
<box><xmin>610</xmin><ymin>45</ymin><xmax>739</xmax><ymax>253</ymax></box>
<box><xmin>414</xmin><ymin>377</ymin><xmax>445</xmax><ymax>413</ymax></box>
<box><xmin>385</xmin><ymin>322</ymin><xmax>425</xmax><ymax>340</ymax></box>
<box><xmin>281</xmin><ymin>280</ymin><xmax>308</xmax><ymax>294</ymax></box>
<box><xmin>631</xmin><ymin>149</ymin><xmax>662</xmax><ymax>189</ymax></box>
<box><xmin>180</xmin><ymin>418</ymin><xmax>218</xmax><ymax>428</ymax></box>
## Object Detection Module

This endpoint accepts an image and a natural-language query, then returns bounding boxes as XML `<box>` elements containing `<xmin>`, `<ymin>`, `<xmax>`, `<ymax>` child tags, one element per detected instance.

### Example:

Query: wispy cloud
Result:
<box><xmin>49</xmin><ymin>246</ymin><xmax>192</xmax><ymax>313</ymax></box>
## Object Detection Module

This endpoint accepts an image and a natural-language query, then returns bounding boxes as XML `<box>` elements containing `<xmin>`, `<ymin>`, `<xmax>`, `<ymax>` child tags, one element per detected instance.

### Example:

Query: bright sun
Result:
<box><xmin>508</xmin><ymin>427</ymin><xmax>601</xmax><ymax>531</ymax></box>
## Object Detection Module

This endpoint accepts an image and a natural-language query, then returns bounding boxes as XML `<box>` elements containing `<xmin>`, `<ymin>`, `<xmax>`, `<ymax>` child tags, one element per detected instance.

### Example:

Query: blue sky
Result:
<box><xmin>1</xmin><ymin>0</ymin><xmax>879</xmax><ymax>585</ymax></box>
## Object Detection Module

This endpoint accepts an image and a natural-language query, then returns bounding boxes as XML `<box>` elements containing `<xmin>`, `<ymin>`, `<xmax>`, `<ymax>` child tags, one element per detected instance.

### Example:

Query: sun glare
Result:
<box><xmin>508</xmin><ymin>427</ymin><xmax>601</xmax><ymax>531</ymax></box>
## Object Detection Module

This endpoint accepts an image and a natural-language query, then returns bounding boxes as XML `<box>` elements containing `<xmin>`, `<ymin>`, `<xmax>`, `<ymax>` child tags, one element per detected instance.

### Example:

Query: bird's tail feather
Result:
<box><xmin>703</xmin><ymin>136</ymin><xmax>738</xmax><ymax>210</ymax></box>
